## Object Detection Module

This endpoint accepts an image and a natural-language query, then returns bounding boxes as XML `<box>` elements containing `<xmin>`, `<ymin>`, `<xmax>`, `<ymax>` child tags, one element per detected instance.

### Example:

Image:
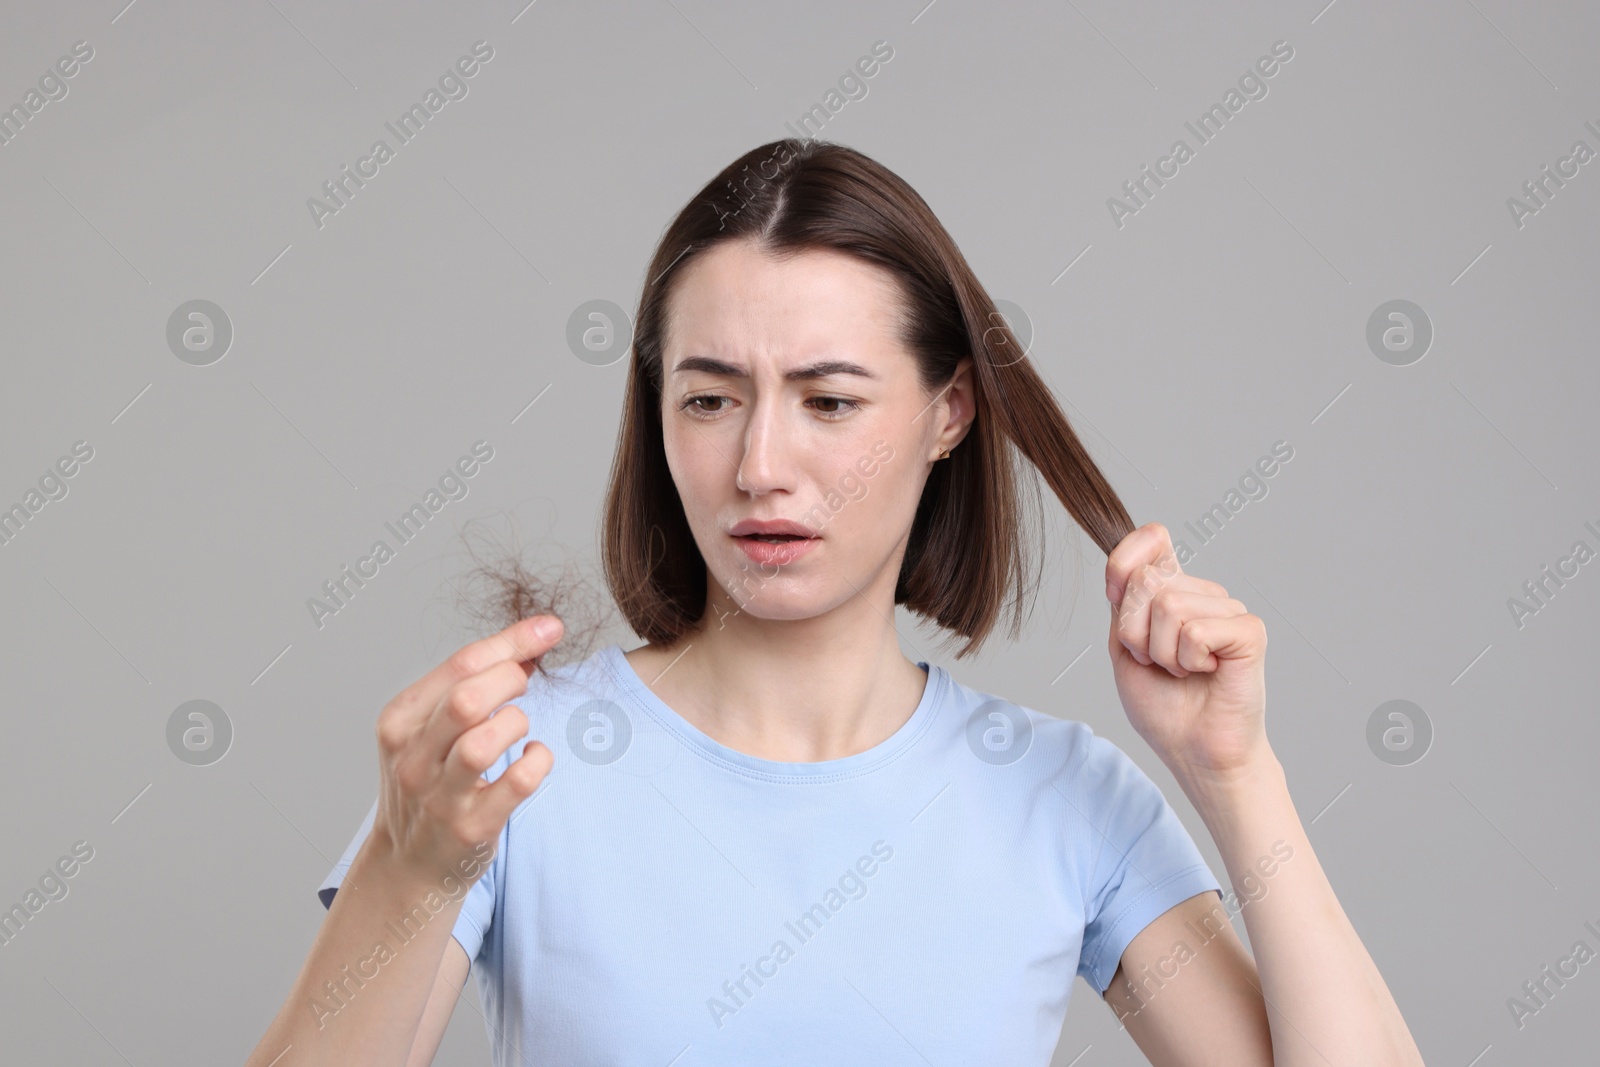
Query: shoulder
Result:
<box><xmin>935</xmin><ymin>668</ymin><xmax>1178</xmax><ymax>827</ymax></box>
<box><xmin>935</xmin><ymin>668</ymin><xmax>1120</xmax><ymax>786</ymax></box>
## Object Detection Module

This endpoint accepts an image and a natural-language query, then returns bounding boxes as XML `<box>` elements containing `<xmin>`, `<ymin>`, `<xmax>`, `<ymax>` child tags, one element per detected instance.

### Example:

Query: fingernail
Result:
<box><xmin>534</xmin><ymin>617</ymin><xmax>560</xmax><ymax>640</ymax></box>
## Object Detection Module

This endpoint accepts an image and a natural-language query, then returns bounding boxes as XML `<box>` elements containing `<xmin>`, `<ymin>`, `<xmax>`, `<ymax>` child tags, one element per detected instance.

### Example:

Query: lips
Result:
<box><xmin>731</xmin><ymin>523</ymin><xmax>821</xmax><ymax>566</ymax></box>
<box><xmin>728</xmin><ymin>518</ymin><xmax>819</xmax><ymax>540</ymax></box>
<box><xmin>728</xmin><ymin>518</ymin><xmax>821</xmax><ymax>565</ymax></box>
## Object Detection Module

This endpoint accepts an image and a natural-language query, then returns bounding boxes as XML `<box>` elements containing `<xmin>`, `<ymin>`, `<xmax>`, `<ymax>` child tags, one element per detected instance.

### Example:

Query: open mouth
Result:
<box><xmin>730</xmin><ymin>529</ymin><xmax>821</xmax><ymax>564</ymax></box>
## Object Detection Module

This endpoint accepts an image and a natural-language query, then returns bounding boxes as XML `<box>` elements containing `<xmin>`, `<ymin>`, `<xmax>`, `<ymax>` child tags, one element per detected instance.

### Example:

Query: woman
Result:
<box><xmin>247</xmin><ymin>139</ymin><xmax>1423</xmax><ymax>1066</ymax></box>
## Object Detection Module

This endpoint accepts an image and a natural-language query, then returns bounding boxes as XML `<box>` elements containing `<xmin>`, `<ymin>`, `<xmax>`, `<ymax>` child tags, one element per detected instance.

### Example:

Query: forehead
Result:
<box><xmin>664</xmin><ymin>240</ymin><xmax>907</xmax><ymax>368</ymax></box>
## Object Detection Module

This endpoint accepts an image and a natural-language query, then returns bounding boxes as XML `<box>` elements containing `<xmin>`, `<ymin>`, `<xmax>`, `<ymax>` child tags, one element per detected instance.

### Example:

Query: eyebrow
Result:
<box><xmin>670</xmin><ymin>355</ymin><xmax>878</xmax><ymax>382</ymax></box>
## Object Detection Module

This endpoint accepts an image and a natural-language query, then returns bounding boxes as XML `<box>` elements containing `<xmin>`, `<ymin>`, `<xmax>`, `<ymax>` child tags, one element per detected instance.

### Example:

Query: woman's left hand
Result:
<box><xmin>1104</xmin><ymin>522</ymin><xmax>1271</xmax><ymax>785</ymax></box>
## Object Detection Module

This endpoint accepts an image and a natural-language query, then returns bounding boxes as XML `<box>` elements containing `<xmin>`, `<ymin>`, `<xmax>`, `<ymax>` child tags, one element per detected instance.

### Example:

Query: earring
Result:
<box><xmin>937</xmin><ymin>448</ymin><xmax>950</xmax><ymax>460</ymax></box>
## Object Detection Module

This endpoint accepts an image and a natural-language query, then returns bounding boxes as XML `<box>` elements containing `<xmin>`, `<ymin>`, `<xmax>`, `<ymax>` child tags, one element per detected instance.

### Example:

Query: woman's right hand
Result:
<box><xmin>367</xmin><ymin>614</ymin><xmax>563</xmax><ymax>884</ymax></box>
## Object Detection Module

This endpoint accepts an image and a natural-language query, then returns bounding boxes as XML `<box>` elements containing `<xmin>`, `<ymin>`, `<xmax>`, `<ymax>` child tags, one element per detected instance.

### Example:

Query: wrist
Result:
<box><xmin>347</xmin><ymin>836</ymin><xmax>481</xmax><ymax>905</ymax></box>
<box><xmin>1170</xmin><ymin>746</ymin><xmax>1287</xmax><ymax>822</ymax></box>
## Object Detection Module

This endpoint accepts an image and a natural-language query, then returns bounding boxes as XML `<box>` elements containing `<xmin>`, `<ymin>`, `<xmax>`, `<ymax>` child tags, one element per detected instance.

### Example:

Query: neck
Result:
<box><xmin>625</xmin><ymin>571</ymin><xmax>930</xmax><ymax>763</ymax></box>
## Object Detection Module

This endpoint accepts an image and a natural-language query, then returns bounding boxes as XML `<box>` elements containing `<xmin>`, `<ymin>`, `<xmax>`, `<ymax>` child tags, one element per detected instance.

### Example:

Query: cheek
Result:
<box><xmin>824</xmin><ymin>452</ymin><xmax>922</xmax><ymax>537</ymax></box>
<box><xmin>664</xmin><ymin>425</ymin><xmax>735</xmax><ymax>533</ymax></box>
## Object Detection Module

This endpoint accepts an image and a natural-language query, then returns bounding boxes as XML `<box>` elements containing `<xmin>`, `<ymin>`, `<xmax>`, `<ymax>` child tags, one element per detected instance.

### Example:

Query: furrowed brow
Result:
<box><xmin>672</xmin><ymin>356</ymin><xmax>878</xmax><ymax>381</ymax></box>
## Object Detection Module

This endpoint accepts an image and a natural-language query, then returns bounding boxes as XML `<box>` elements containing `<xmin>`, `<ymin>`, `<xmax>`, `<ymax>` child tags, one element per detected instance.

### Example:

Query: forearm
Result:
<box><xmin>245</xmin><ymin>841</ymin><xmax>468</xmax><ymax>1067</ymax></box>
<box><xmin>1174</xmin><ymin>750</ymin><xmax>1423</xmax><ymax>1067</ymax></box>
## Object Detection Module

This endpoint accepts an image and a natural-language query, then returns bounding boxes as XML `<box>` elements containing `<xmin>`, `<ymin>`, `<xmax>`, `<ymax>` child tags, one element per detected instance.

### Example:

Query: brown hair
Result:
<box><xmin>464</xmin><ymin>137</ymin><xmax>1133</xmax><ymax>669</ymax></box>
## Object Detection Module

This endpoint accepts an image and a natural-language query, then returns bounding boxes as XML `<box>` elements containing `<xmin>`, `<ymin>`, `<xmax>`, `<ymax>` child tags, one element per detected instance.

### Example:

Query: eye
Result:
<box><xmin>807</xmin><ymin>396</ymin><xmax>860</xmax><ymax>419</ymax></box>
<box><xmin>680</xmin><ymin>394</ymin><xmax>729</xmax><ymax>419</ymax></box>
<box><xmin>679</xmin><ymin>394</ymin><xmax>860</xmax><ymax>420</ymax></box>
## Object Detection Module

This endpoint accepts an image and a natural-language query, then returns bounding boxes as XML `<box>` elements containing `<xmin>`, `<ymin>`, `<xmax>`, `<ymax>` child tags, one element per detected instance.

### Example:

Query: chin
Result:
<box><xmin>712</xmin><ymin>565</ymin><xmax>834</xmax><ymax>621</ymax></box>
<box><xmin>722</xmin><ymin>602</ymin><xmax>827</xmax><ymax>624</ymax></box>
<box><xmin>716</xmin><ymin>586</ymin><xmax>822</xmax><ymax>621</ymax></box>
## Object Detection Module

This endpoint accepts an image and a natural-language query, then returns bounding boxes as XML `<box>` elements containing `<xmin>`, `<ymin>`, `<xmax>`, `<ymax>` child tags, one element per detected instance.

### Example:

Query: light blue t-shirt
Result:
<box><xmin>318</xmin><ymin>642</ymin><xmax>1221</xmax><ymax>1065</ymax></box>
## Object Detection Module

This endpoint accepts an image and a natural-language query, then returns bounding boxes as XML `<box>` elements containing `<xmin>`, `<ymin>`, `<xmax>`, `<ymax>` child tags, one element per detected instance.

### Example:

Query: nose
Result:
<box><xmin>734</xmin><ymin>398</ymin><xmax>796</xmax><ymax>496</ymax></box>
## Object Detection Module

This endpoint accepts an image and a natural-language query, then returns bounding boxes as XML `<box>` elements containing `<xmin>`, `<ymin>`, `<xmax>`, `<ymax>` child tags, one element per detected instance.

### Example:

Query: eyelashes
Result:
<box><xmin>679</xmin><ymin>394</ymin><xmax>860</xmax><ymax>420</ymax></box>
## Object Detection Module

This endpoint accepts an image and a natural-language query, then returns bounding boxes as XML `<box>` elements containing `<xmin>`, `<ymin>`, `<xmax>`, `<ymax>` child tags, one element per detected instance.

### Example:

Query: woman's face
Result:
<box><xmin>660</xmin><ymin>237</ymin><xmax>972</xmax><ymax>625</ymax></box>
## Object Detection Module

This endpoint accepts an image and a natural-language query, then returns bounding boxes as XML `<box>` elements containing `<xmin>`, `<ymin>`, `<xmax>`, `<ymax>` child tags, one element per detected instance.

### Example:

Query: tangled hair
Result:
<box><xmin>461</xmin><ymin>137</ymin><xmax>1134</xmax><ymax>673</ymax></box>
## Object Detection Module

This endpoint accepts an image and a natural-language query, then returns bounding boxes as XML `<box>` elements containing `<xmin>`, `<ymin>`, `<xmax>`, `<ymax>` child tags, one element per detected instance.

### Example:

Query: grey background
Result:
<box><xmin>1</xmin><ymin>0</ymin><xmax>1596</xmax><ymax>1063</ymax></box>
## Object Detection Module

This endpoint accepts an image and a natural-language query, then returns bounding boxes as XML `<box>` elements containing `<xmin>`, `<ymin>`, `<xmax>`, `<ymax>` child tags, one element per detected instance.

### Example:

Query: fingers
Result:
<box><xmin>1106</xmin><ymin>522</ymin><xmax>1179</xmax><ymax>608</ymax></box>
<box><xmin>1139</xmin><ymin>590</ymin><xmax>1249</xmax><ymax>675</ymax></box>
<box><xmin>476</xmin><ymin>739</ymin><xmax>555</xmax><ymax>832</ymax></box>
<box><xmin>1184</xmin><ymin>612</ymin><xmax>1269</xmax><ymax>669</ymax></box>
<box><xmin>379</xmin><ymin>615</ymin><xmax>563</xmax><ymax>748</ymax></box>
<box><xmin>1107</xmin><ymin>523</ymin><xmax>1240</xmax><ymax>672</ymax></box>
<box><xmin>416</xmin><ymin>658</ymin><xmax>539</xmax><ymax>779</ymax></box>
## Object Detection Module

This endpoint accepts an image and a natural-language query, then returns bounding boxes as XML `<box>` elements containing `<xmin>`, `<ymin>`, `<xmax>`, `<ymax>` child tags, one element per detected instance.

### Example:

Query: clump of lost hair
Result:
<box><xmin>446</xmin><ymin>513</ymin><xmax>615</xmax><ymax>680</ymax></box>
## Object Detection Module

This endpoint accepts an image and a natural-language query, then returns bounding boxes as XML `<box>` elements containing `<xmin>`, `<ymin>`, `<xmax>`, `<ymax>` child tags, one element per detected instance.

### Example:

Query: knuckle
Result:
<box><xmin>499</xmin><ymin>704</ymin><xmax>529</xmax><ymax>735</ymax></box>
<box><xmin>446</xmin><ymin>643</ymin><xmax>491</xmax><ymax>681</ymax></box>
<box><xmin>506</xmin><ymin>759</ymin><xmax>538</xmax><ymax>792</ymax></box>
<box><xmin>456</xmin><ymin>733</ymin><xmax>496</xmax><ymax>775</ymax></box>
<box><xmin>375</xmin><ymin>714</ymin><xmax>404</xmax><ymax>754</ymax></box>
<box><xmin>450</xmin><ymin>816</ymin><xmax>489</xmax><ymax>851</ymax></box>
<box><xmin>445</xmin><ymin>686</ymin><xmax>481</xmax><ymax>726</ymax></box>
<box><xmin>509</xmin><ymin>749</ymin><xmax>547</xmax><ymax>793</ymax></box>
<box><xmin>496</xmin><ymin>763</ymin><xmax>530</xmax><ymax>799</ymax></box>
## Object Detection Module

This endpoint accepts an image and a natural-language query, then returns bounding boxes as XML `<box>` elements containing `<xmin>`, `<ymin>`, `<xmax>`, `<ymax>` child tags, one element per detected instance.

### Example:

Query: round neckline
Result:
<box><xmin>599</xmin><ymin>642</ymin><xmax>946</xmax><ymax>782</ymax></box>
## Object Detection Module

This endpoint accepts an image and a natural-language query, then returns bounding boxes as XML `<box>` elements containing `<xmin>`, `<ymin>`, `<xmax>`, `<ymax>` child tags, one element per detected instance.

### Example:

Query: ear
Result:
<box><xmin>933</xmin><ymin>357</ymin><xmax>978</xmax><ymax>455</ymax></box>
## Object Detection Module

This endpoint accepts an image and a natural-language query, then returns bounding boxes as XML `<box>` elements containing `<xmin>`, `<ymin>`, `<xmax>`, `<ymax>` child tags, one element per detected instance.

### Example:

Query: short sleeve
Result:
<box><xmin>315</xmin><ymin>797</ymin><xmax>500</xmax><ymax>965</ymax></box>
<box><xmin>1068</xmin><ymin>730</ymin><xmax>1223</xmax><ymax>995</ymax></box>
